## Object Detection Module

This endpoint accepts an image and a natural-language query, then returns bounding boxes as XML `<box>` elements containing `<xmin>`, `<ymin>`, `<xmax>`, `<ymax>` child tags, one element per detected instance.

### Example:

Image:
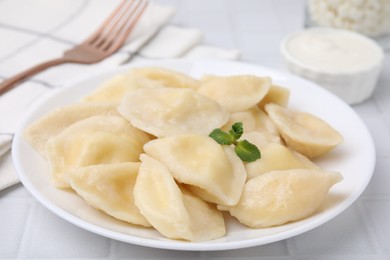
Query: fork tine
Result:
<box><xmin>84</xmin><ymin>0</ymin><xmax>129</xmax><ymax>45</ymax></box>
<box><xmin>91</xmin><ymin>0</ymin><xmax>136</xmax><ymax>47</ymax></box>
<box><xmin>100</xmin><ymin>0</ymin><xmax>148</xmax><ymax>53</ymax></box>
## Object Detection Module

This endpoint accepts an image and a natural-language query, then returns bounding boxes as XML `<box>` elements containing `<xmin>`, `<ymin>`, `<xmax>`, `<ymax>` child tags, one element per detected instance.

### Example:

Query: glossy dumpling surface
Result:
<box><xmin>143</xmin><ymin>134</ymin><xmax>247</xmax><ymax>206</ymax></box>
<box><xmin>265</xmin><ymin>103</ymin><xmax>343</xmax><ymax>158</ymax></box>
<box><xmin>245</xmin><ymin>142</ymin><xmax>319</xmax><ymax>179</ymax></box>
<box><xmin>227</xmin><ymin>169</ymin><xmax>342</xmax><ymax>228</ymax></box>
<box><xmin>24</xmin><ymin>102</ymin><xmax>119</xmax><ymax>157</ymax></box>
<box><xmin>134</xmin><ymin>154</ymin><xmax>225</xmax><ymax>241</ymax></box>
<box><xmin>46</xmin><ymin>115</ymin><xmax>151</xmax><ymax>188</ymax></box>
<box><xmin>222</xmin><ymin>106</ymin><xmax>281</xmax><ymax>144</ymax></box>
<box><xmin>68</xmin><ymin>162</ymin><xmax>150</xmax><ymax>226</ymax></box>
<box><xmin>198</xmin><ymin>75</ymin><xmax>271</xmax><ymax>113</ymax></box>
<box><xmin>82</xmin><ymin>74</ymin><xmax>164</xmax><ymax>102</ymax></box>
<box><xmin>258</xmin><ymin>84</ymin><xmax>290</xmax><ymax>109</ymax></box>
<box><xmin>129</xmin><ymin>67</ymin><xmax>200</xmax><ymax>89</ymax></box>
<box><xmin>118</xmin><ymin>87</ymin><xmax>229</xmax><ymax>137</ymax></box>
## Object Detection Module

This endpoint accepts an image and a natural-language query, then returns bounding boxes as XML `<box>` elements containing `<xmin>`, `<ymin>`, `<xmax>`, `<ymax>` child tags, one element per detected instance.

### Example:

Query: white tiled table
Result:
<box><xmin>1</xmin><ymin>0</ymin><xmax>390</xmax><ymax>259</ymax></box>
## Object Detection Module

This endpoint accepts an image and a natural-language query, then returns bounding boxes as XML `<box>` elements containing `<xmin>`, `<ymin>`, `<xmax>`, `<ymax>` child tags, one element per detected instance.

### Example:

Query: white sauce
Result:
<box><xmin>286</xmin><ymin>29</ymin><xmax>383</xmax><ymax>73</ymax></box>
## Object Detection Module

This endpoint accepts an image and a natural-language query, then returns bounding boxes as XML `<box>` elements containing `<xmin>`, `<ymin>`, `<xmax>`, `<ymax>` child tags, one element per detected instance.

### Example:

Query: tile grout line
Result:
<box><xmin>356</xmin><ymin>198</ymin><xmax>386</xmax><ymax>255</ymax></box>
<box><xmin>15</xmin><ymin>201</ymin><xmax>38</xmax><ymax>259</ymax></box>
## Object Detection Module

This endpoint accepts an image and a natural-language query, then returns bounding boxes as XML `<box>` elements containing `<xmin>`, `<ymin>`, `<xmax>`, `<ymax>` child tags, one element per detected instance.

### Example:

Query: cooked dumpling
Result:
<box><xmin>68</xmin><ymin>162</ymin><xmax>150</xmax><ymax>227</ymax></box>
<box><xmin>242</xmin><ymin>132</ymin><xmax>318</xmax><ymax>179</ymax></box>
<box><xmin>134</xmin><ymin>154</ymin><xmax>225</xmax><ymax>241</ymax></box>
<box><xmin>245</xmin><ymin>142</ymin><xmax>319</xmax><ymax>179</ymax></box>
<box><xmin>143</xmin><ymin>134</ymin><xmax>246</xmax><ymax>206</ymax></box>
<box><xmin>129</xmin><ymin>67</ymin><xmax>200</xmax><ymax>89</ymax></box>
<box><xmin>222</xmin><ymin>106</ymin><xmax>281</xmax><ymax>144</ymax></box>
<box><xmin>258</xmin><ymin>84</ymin><xmax>290</xmax><ymax>109</ymax></box>
<box><xmin>82</xmin><ymin>74</ymin><xmax>164</xmax><ymax>102</ymax></box>
<box><xmin>118</xmin><ymin>87</ymin><xmax>229</xmax><ymax>137</ymax></box>
<box><xmin>265</xmin><ymin>103</ymin><xmax>343</xmax><ymax>158</ymax></box>
<box><xmin>24</xmin><ymin>102</ymin><xmax>119</xmax><ymax>158</ymax></box>
<box><xmin>198</xmin><ymin>75</ymin><xmax>271</xmax><ymax>113</ymax></box>
<box><xmin>46</xmin><ymin>115</ymin><xmax>151</xmax><ymax>188</ymax></box>
<box><xmin>226</xmin><ymin>169</ymin><xmax>343</xmax><ymax>228</ymax></box>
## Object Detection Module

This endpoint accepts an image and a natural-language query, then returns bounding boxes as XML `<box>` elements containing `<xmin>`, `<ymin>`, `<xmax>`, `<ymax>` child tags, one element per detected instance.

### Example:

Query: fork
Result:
<box><xmin>0</xmin><ymin>0</ymin><xmax>148</xmax><ymax>95</ymax></box>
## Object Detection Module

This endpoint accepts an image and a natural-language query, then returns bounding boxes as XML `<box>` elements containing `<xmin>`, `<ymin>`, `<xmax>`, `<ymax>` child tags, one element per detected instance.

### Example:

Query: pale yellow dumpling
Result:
<box><xmin>68</xmin><ymin>162</ymin><xmax>150</xmax><ymax>227</ymax></box>
<box><xmin>245</xmin><ymin>142</ymin><xmax>319</xmax><ymax>179</ymax></box>
<box><xmin>198</xmin><ymin>75</ymin><xmax>271</xmax><ymax>113</ymax></box>
<box><xmin>46</xmin><ymin>115</ymin><xmax>151</xmax><ymax>188</ymax></box>
<box><xmin>82</xmin><ymin>74</ymin><xmax>164</xmax><ymax>102</ymax></box>
<box><xmin>226</xmin><ymin>169</ymin><xmax>343</xmax><ymax>228</ymax></box>
<box><xmin>265</xmin><ymin>103</ymin><xmax>343</xmax><ymax>158</ymax></box>
<box><xmin>134</xmin><ymin>154</ymin><xmax>225</xmax><ymax>241</ymax></box>
<box><xmin>241</xmin><ymin>132</ymin><xmax>318</xmax><ymax>180</ymax></box>
<box><xmin>222</xmin><ymin>106</ymin><xmax>281</xmax><ymax>144</ymax></box>
<box><xmin>143</xmin><ymin>134</ymin><xmax>247</xmax><ymax>206</ymax></box>
<box><xmin>258</xmin><ymin>84</ymin><xmax>290</xmax><ymax>109</ymax></box>
<box><xmin>24</xmin><ymin>102</ymin><xmax>119</xmax><ymax>158</ymax></box>
<box><xmin>118</xmin><ymin>87</ymin><xmax>229</xmax><ymax>137</ymax></box>
<box><xmin>129</xmin><ymin>67</ymin><xmax>200</xmax><ymax>89</ymax></box>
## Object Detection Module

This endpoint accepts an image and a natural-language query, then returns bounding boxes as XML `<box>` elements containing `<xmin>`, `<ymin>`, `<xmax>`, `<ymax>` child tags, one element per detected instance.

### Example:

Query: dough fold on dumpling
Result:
<box><xmin>118</xmin><ymin>87</ymin><xmax>229</xmax><ymax>137</ymax></box>
<box><xmin>82</xmin><ymin>74</ymin><xmax>164</xmax><ymax>102</ymax></box>
<box><xmin>134</xmin><ymin>154</ymin><xmax>225</xmax><ymax>241</ymax></box>
<box><xmin>143</xmin><ymin>134</ymin><xmax>247</xmax><ymax>206</ymax></box>
<box><xmin>258</xmin><ymin>84</ymin><xmax>290</xmax><ymax>109</ymax></box>
<box><xmin>265</xmin><ymin>103</ymin><xmax>343</xmax><ymax>158</ymax></box>
<box><xmin>198</xmin><ymin>75</ymin><xmax>271</xmax><ymax>113</ymax></box>
<box><xmin>222</xmin><ymin>106</ymin><xmax>281</xmax><ymax>144</ymax></box>
<box><xmin>24</xmin><ymin>102</ymin><xmax>119</xmax><ymax>158</ymax></box>
<box><xmin>225</xmin><ymin>169</ymin><xmax>343</xmax><ymax>228</ymax></box>
<box><xmin>68</xmin><ymin>162</ymin><xmax>150</xmax><ymax>227</ymax></box>
<box><xmin>241</xmin><ymin>132</ymin><xmax>319</xmax><ymax>180</ymax></box>
<box><xmin>46</xmin><ymin>115</ymin><xmax>151</xmax><ymax>188</ymax></box>
<box><xmin>129</xmin><ymin>67</ymin><xmax>200</xmax><ymax>89</ymax></box>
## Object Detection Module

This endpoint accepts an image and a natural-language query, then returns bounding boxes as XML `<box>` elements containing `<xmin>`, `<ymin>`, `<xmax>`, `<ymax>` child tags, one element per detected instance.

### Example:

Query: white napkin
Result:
<box><xmin>0</xmin><ymin>3</ymin><xmax>240</xmax><ymax>191</ymax></box>
<box><xmin>0</xmin><ymin>135</ymin><xmax>18</xmax><ymax>190</ymax></box>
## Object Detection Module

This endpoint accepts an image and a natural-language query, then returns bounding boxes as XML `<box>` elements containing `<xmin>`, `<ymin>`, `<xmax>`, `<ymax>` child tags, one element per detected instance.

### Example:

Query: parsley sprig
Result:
<box><xmin>209</xmin><ymin>122</ymin><xmax>261</xmax><ymax>162</ymax></box>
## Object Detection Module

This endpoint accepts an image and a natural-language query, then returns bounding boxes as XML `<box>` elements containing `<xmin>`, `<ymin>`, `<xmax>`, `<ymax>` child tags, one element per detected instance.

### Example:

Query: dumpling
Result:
<box><xmin>197</xmin><ymin>75</ymin><xmax>271</xmax><ymax>113</ymax></box>
<box><xmin>128</xmin><ymin>67</ymin><xmax>200</xmax><ymax>89</ymax></box>
<box><xmin>245</xmin><ymin>142</ymin><xmax>319</xmax><ymax>179</ymax></box>
<box><xmin>46</xmin><ymin>115</ymin><xmax>151</xmax><ymax>188</ymax></box>
<box><xmin>118</xmin><ymin>87</ymin><xmax>229</xmax><ymax>137</ymax></box>
<box><xmin>82</xmin><ymin>74</ymin><xmax>164</xmax><ymax>102</ymax></box>
<box><xmin>258</xmin><ymin>84</ymin><xmax>290</xmax><ymax>109</ymax></box>
<box><xmin>143</xmin><ymin>134</ymin><xmax>247</xmax><ymax>206</ymax></box>
<box><xmin>226</xmin><ymin>169</ymin><xmax>343</xmax><ymax>228</ymax></box>
<box><xmin>68</xmin><ymin>162</ymin><xmax>150</xmax><ymax>227</ymax></box>
<box><xmin>24</xmin><ymin>102</ymin><xmax>119</xmax><ymax>158</ymax></box>
<box><xmin>242</xmin><ymin>132</ymin><xmax>318</xmax><ymax>179</ymax></box>
<box><xmin>222</xmin><ymin>106</ymin><xmax>281</xmax><ymax>144</ymax></box>
<box><xmin>134</xmin><ymin>154</ymin><xmax>225</xmax><ymax>241</ymax></box>
<box><xmin>265</xmin><ymin>103</ymin><xmax>343</xmax><ymax>158</ymax></box>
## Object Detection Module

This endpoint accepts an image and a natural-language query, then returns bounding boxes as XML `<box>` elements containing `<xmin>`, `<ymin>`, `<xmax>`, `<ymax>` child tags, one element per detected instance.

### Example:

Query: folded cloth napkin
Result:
<box><xmin>0</xmin><ymin>135</ymin><xmax>18</xmax><ymax>190</ymax></box>
<box><xmin>0</xmin><ymin>2</ymin><xmax>240</xmax><ymax>191</ymax></box>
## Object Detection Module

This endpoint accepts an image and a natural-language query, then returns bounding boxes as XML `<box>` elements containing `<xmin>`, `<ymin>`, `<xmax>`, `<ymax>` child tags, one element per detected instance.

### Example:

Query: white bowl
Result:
<box><xmin>281</xmin><ymin>28</ymin><xmax>384</xmax><ymax>105</ymax></box>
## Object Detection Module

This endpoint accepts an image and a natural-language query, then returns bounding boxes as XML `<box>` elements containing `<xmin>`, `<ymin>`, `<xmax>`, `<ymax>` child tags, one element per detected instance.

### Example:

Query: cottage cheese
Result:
<box><xmin>307</xmin><ymin>0</ymin><xmax>390</xmax><ymax>37</ymax></box>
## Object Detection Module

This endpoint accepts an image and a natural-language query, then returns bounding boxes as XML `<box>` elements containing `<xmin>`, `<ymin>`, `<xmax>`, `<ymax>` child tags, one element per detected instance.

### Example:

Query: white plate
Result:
<box><xmin>12</xmin><ymin>60</ymin><xmax>375</xmax><ymax>251</ymax></box>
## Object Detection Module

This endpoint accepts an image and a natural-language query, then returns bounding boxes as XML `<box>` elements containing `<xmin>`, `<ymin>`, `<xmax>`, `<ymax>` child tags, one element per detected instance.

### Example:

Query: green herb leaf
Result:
<box><xmin>209</xmin><ymin>128</ymin><xmax>234</xmax><ymax>145</ymax></box>
<box><xmin>209</xmin><ymin>122</ymin><xmax>261</xmax><ymax>163</ymax></box>
<box><xmin>234</xmin><ymin>139</ymin><xmax>261</xmax><ymax>162</ymax></box>
<box><xmin>229</xmin><ymin>122</ymin><xmax>243</xmax><ymax>141</ymax></box>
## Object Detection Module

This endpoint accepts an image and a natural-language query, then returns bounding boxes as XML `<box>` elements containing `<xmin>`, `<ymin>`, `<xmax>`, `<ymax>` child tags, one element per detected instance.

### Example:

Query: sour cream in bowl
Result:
<box><xmin>281</xmin><ymin>27</ymin><xmax>384</xmax><ymax>105</ymax></box>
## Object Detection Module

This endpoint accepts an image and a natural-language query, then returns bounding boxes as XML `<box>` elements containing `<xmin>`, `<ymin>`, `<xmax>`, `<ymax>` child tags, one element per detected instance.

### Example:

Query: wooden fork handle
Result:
<box><xmin>0</xmin><ymin>57</ymin><xmax>69</xmax><ymax>95</ymax></box>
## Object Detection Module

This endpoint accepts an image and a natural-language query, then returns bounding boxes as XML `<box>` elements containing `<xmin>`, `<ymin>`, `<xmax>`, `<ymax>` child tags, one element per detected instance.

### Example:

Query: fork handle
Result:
<box><xmin>0</xmin><ymin>57</ymin><xmax>69</xmax><ymax>95</ymax></box>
